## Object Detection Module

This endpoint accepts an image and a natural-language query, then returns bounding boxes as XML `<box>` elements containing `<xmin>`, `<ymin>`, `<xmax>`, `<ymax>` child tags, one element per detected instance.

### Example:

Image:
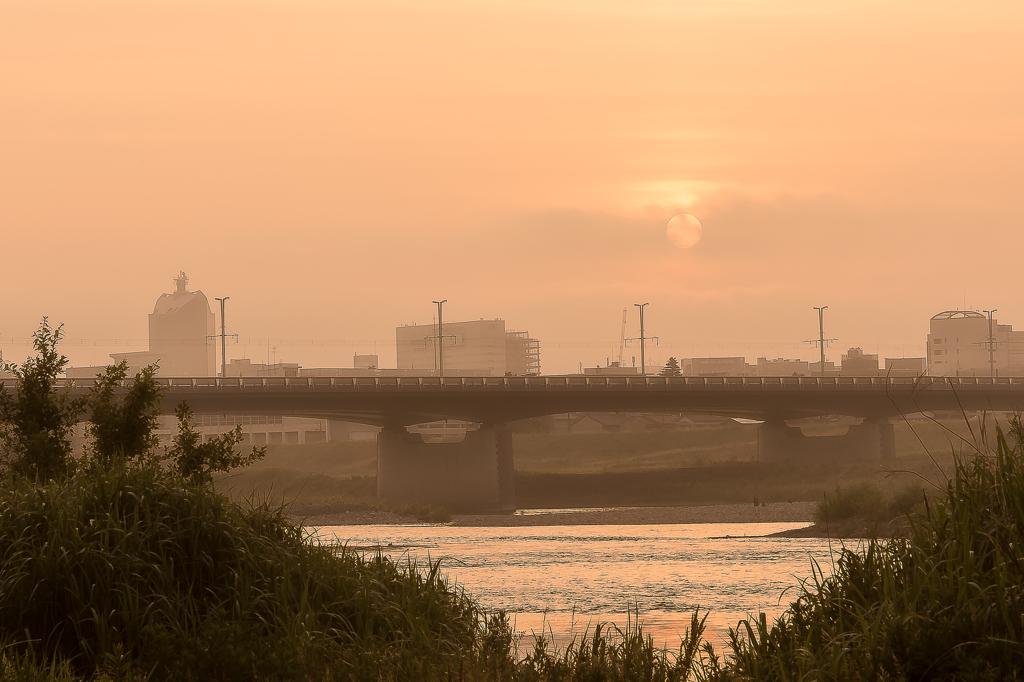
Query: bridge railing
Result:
<box><xmin>38</xmin><ymin>375</ymin><xmax>1024</xmax><ymax>392</ymax></box>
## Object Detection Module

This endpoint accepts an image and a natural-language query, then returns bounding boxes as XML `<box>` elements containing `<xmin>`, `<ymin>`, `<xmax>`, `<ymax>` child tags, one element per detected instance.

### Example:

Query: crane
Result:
<box><xmin>617</xmin><ymin>308</ymin><xmax>628</xmax><ymax>365</ymax></box>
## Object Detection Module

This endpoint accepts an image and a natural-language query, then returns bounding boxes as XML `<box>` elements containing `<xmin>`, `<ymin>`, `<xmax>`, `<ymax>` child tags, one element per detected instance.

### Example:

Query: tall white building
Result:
<box><xmin>927</xmin><ymin>310</ymin><xmax>1024</xmax><ymax>376</ymax></box>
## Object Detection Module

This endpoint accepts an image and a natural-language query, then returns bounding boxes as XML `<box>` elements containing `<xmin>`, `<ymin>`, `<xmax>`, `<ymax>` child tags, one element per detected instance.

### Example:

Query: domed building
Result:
<box><xmin>110</xmin><ymin>272</ymin><xmax>216</xmax><ymax>376</ymax></box>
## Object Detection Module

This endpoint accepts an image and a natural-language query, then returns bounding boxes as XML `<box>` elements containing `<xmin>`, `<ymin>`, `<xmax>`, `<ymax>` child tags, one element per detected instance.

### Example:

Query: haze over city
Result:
<box><xmin>3</xmin><ymin>1</ymin><xmax>1022</xmax><ymax>374</ymax></box>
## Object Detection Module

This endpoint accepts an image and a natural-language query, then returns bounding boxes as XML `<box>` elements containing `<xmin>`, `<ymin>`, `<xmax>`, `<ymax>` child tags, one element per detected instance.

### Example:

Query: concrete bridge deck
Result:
<box><xmin>53</xmin><ymin>374</ymin><xmax>1024</xmax><ymax>425</ymax></box>
<box><xmin>28</xmin><ymin>374</ymin><xmax>1024</xmax><ymax>512</ymax></box>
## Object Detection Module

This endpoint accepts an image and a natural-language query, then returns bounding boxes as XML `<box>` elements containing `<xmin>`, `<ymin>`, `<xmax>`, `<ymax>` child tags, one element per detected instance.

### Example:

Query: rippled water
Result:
<box><xmin>313</xmin><ymin>519</ymin><xmax>839</xmax><ymax>650</ymax></box>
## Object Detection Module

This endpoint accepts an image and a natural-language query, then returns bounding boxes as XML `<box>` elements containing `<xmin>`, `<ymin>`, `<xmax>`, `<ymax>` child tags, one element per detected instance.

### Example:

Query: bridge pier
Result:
<box><xmin>377</xmin><ymin>424</ymin><xmax>515</xmax><ymax>513</ymax></box>
<box><xmin>758</xmin><ymin>417</ymin><xmax>895</xmax><ymax>463</ymax></box>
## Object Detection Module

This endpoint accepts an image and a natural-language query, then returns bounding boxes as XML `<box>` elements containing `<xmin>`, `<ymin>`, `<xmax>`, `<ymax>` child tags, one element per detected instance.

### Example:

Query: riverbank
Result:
<box><xmin>288</xmin><ymin>501</ymin><xmax>817</xmax><ymax>527</ymax></box>
<box><xmin>769</xmin><ymin>516</ymin><xmax>910</xmax><ymax>539</ymax></box>
<box><xmin>289</xmin><ymin>501</ymin><xmax>908</xmax><ymax>538</ymax></box>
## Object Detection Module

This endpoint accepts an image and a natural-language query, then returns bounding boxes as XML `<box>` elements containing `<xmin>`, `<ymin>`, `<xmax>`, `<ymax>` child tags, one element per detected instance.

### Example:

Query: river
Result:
<box><xmin>313</xmin><ymin>514</ymin><xmax>841</xmax><ymax>652</ymax></box>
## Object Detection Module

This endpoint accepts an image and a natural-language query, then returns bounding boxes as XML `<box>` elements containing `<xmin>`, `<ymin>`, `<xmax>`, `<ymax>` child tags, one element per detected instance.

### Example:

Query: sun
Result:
<box><xmin>666</xmin><ymin>213</ymin><xmax>703</xmax><ymax>249</ymax></box>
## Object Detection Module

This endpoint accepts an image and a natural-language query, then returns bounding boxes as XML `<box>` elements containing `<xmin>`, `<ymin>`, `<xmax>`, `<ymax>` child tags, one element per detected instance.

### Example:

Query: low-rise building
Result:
<box><xmin>225</xmin><ymin>358</ymin><xmax>300</xmax><ymax>377</ymax></box>
<box><xmin>808</xmin><ymin>360</ymin><xmax>839</xmax><ymax>376</ymax></box>
<box><xmin>841</xmin><ymin>347</ymin><xmax>881</xmax><ymax>376</ymax></box>
<box><xmin>756</xmin><ymin>357</ymin><xmax>810</xmax><ymax>376</ymax></box>
<box><xmin>583</xmin><ymin>362</ymin><xmax>640</xmax><ymax>376</ymax></box>
<box><xmin>682</xmin><ymin>357</ymin><xmax>753</xmax><ymax>377</ymax></box>
<box><xmin>885</xmin><ymin>357</ymin><xmax>926</xmax><ymax>377</ymax></box>
<box><xmin>353</xmin><ymin>354</ymin><xmax>378</xmax><ymax>369</ymax></box>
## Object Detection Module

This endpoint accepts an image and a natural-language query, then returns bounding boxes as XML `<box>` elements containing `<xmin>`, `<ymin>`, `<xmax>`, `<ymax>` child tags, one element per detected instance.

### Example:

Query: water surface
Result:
<box><xmin>314</xmin><ymin>521</ymin><xmax>839</xmax><ymax>650</ymax></box>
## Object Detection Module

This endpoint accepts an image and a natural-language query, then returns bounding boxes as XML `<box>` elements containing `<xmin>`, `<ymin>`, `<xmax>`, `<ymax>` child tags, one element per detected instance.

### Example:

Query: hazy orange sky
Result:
<box><xmin>3</xmin><ymin>0</ymin><xmax>1022</xmax><ymax>373</ymax></box>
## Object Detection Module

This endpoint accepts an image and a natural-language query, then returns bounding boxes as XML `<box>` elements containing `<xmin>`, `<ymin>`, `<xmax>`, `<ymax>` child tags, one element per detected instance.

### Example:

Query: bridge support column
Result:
<box><xmin>758</xmin><ymin>418</ymin><xmax>895</xmax><ymax>463</ymax></box>
<box><xmin>377</xmin><ymin>424</ymin><xmax>515</xmax><ymax>513</ymax></box>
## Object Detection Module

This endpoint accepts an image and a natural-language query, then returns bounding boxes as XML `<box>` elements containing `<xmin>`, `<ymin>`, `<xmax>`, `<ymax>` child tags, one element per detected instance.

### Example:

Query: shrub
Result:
<box><xmin>168</xmin><ymin>401</ymin><xmax>266</xmax><ymax>485</ymax></box>
<box><xmin>86</xmin><ymin>360</ymin><xmax>165</xmax><ymax>468</ymax></box>
<box><xmin>0</xmin><ymin>319</ymin><xmax>88</xmax><ymax>480</ymax></box>
<box><xmin>813</xmin><ymin>480</ymin><xmax>924</xmax><ymax>525</ymax></box>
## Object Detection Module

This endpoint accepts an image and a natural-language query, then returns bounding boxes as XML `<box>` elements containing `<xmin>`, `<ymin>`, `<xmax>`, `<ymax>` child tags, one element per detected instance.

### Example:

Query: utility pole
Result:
<box><xmin>805</xmin><ymin>306</ymin><xmax>836</xmax><ymax>377</ymax></box>
<box><xmin>624</xmin><ymin>303</ymin><xmax>658</xmax><ymax>376</ymax></box>
<box><xmin>433</xmin><ymin>299</ymin><xmax>447</xmax><ymax>377</ymax></box>
<box><xmin>617</xmin><ymin>308</ymin><xmax>627</xmax><ymax>366</ymax></box>
<box><xmin>815</xmin><ymin>306</ymin><xmax>826</xmax><ymax>376</ymax></box>
<box><xmin>636</xmin><ymin>303</ymin><xmax>647</xmax><ymax>375</ymax></box>
<box><xmin>210</xmin><ymin>297</ymin><xmax>237</xmax><ymax>378</ymax></box>
<box><xmin>984</xmin><ymin>309</ymin><xmax>998</xmax><ymax>377</ymax></box>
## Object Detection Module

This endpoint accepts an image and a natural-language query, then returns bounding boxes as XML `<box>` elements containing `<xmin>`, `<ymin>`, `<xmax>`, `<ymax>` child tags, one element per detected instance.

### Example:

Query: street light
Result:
<box><xmin>432</xmin><ymin>299</ymin><xmax>447</xmax><ymax>377</ymax></box>
<box><xmin>215</xmin><ymin>297</ymin><xmax>229</xmax><ymax>378</ymax></box>
<box><xmin>984</xmin><ymin>309</ymin><xmax>998</xmax><ymax>377</ymax></box>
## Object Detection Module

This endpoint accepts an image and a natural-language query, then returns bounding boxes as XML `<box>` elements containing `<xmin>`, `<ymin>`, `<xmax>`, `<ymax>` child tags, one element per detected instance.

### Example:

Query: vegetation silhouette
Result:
<box><xmin>0</xmin><ymin>318</ymin><xmax>87</xmax><ymax>479</ymax></box>
<box><xmin>659</xmin><ymin>357</ymin><xmax>682</xmax><ymax>377</ymax></box>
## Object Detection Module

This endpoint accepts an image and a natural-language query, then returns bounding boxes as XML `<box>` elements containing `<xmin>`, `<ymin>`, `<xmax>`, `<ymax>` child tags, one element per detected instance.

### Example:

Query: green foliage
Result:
<box><xmin>87</xmin><ymin>360</ymin><xmax>165</xmax><ymax>468</ymax></box>
<box><xmin>0</xmin><ymin>464</ymin><xmax>500</xmax><ymax>681</ymax></box>
<box><xmin>169</xmin><ymin>401</ymin><xmax>266</xmax><ymax>485</ymax></box>
<box><xmin>0</xmin><ymin>319</ymin><xmax>88</xmax><ymax>480</ymax></box>
<box><xmin>813</xmin><ymin>480</ymin><xmax>925</xmax><ymax>525</ymax></box>
<box><xmin>716</xmin><ymin>419</ymin><xmax>1024</xmax><ymax>680</ymax></box>
<box><xmin>658</xmin><ymin>357</ymin><xmax>682</xmax><ymax>377</ymax></box>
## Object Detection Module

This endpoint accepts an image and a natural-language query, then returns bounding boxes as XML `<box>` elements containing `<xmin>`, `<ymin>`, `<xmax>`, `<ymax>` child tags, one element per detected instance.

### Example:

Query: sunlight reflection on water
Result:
<box><xmin>313</xmin><ymin>521</ymin><xmax>839</xmax><ymax>651</ymax></box>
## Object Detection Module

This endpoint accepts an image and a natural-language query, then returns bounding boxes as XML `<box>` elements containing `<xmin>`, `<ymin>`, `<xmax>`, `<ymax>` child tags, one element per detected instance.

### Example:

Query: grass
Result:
<box><xmin>704</xmin><ymin>419</ymin><xmax>1024</xmax><ymax>680</ymax></box>
<box><xmin>0</xmin><ymin>464</ymin><xmax>499</xmax><ymax>681</ymax></box>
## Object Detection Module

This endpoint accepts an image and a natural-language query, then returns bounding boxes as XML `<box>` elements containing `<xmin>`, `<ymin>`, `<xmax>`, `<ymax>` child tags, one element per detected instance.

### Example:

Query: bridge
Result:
<box><xmin>52</xmin><ymin>375</ymin><xmax>1024</xmax><ymax>512</ymax></box>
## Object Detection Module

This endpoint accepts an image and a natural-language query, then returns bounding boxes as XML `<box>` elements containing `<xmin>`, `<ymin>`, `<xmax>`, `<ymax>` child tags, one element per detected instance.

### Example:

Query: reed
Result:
<box><xmin>714</xmin><ymin>420</ymin><xmax>1024</xmax><ymax>680</ymax></box>
<box><xmin>516</xmin><ymin>609</ymin><xmax>709</xmax><ymax>682</ymax></box>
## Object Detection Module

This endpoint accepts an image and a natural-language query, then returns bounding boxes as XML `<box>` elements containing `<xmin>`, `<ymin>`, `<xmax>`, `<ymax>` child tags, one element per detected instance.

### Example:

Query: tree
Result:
<box><xmin>169</xmin><ymin>401</ymin><xmax>266</xmax><ymax>484</ymax></box>
<box><xmin>659</xmin><ymin>357</ymin><xmax>682</xmax><ymax>377</ymax></box>
<box><xmin>87</xmin><ymin>360</ymin><xmax>166</xmax><ymax>467</ymax></box>
<box><xmin>0</xmin><ymin>318</ymin><xmax>88</xmax><ymax>479</ymax></box>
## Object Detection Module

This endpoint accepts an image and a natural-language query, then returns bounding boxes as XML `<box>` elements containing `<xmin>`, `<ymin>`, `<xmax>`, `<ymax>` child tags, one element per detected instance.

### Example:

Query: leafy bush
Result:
<box><xmin>169</xmin><ymin>401</ymin><xmax>265</xmax><ymax>484</ymax></box>
<box><xmin>813</xmin><ymin>479</ymin><xmax>924</xmax><ymax>525</ymax></box>
<box><xmin>86</xmin><ymin>359</ymin><xmax>165</xmax><ymax>468</ymax></box>
<box><xmin>0</xmin><ymin>319</ymin><xmax>87</xmax><ymax>480</ymax></box>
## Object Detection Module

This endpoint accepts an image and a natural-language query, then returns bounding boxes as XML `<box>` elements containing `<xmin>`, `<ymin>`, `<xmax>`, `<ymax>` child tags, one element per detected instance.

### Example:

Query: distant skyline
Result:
<box><xmin>3</xmin><ymin>1</ymin><xmax>1022</xmax><ymax>374</ymax></box>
